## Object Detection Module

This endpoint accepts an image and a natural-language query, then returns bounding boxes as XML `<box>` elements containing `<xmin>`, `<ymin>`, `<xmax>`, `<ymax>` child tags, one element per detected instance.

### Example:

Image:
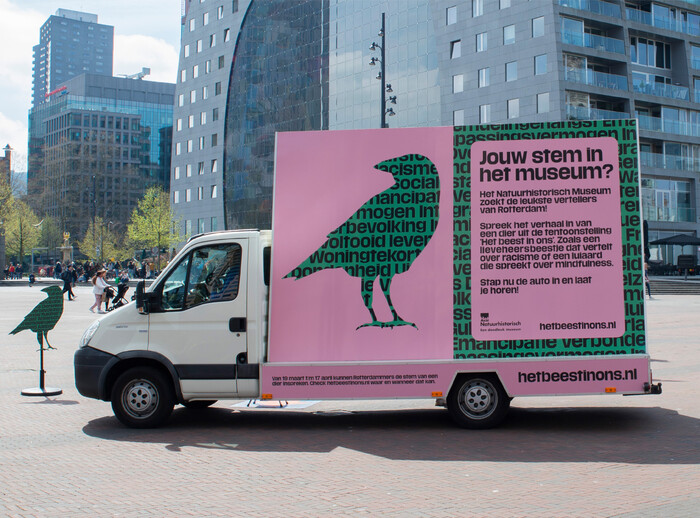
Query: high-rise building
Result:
<box><xmin>174</xmin><ymin>0</ymin><xmax>700</xmax><ymax>263</ymax></box>
<box><xmin>29</xmin><ymin>74</ymin><xmax>174</xmax><ymax>237</ymax></box>
<box><xmin>31</xmin><ymin>9</ymin><xmax>114</xmax><ymax>108</ymax></box>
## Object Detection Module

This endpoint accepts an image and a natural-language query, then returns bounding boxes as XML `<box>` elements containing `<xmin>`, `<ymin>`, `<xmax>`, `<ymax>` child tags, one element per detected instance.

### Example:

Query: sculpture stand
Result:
<box><xmin>21</xmin><ymin>334</ymin><xmax>62</xmax><ymax>397</ymax></box>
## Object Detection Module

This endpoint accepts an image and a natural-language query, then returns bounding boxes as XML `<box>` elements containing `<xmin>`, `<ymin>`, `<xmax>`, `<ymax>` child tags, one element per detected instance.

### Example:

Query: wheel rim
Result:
<box><xmin>122</xmin><ymin>379</ymin><xmax>159</xmax><ymax>419</ymax></box>
<box><xmin>458</xmin><ymin>379</ymin><xmax>497</xmax><ymax>420</ymax></box>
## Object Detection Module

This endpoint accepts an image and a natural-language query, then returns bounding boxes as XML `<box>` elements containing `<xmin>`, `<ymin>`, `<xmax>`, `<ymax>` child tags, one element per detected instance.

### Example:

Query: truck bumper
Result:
<box><xmin>74</xmin><ymin>346</ymin><xmax>116</xmax><ymax>400</ymax></box>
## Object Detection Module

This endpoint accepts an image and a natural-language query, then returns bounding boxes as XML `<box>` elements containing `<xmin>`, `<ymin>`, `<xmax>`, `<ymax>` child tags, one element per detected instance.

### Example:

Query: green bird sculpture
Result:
<box><xmin>284</xmin><ymin>153</ymin><xmax>440</xmax><ymax>329</ymax></box>
<box><xmin>10</xmin><ymin>286</ymin><xmax>64</xmax><ymax>350</ymax></box>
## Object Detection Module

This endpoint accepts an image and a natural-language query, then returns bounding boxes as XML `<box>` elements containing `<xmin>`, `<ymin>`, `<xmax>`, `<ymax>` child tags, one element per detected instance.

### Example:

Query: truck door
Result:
<box><xmin>147</xmin><ymin>239</ymin><xmax>248</xmax><ymax>396</ymax></box>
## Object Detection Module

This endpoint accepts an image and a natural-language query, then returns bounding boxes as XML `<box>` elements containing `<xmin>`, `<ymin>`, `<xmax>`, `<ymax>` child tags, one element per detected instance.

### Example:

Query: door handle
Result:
<box><xmin>229</xmin><ymin>317</ymin><xmax>247</xmax><ymax>333</ymax></box>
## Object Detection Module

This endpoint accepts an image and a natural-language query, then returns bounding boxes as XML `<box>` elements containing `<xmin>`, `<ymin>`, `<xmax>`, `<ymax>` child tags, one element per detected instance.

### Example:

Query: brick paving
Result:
<box><xmin>1</xmin><ymin>285</ymin><xmax>699</xmax><ymax>517</ymax></box>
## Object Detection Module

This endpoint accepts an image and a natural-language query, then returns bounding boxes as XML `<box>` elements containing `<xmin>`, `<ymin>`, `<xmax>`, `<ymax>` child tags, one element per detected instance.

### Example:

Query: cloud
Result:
<box><xmin>114</xmin><ymin>34</ymin><xmax>178</xmax><ymax>84</ymax></box>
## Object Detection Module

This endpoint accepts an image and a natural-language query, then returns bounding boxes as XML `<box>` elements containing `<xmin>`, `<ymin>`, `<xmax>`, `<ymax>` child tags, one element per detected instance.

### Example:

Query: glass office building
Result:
<box><xmin>29</xmin><ymin>74</ymin><xmax>174</xmax><ymax>237</ymax></box>
<box><xmin>174</xmin><ymin>0</ymin><xmax>700</xmax><ymax>262</ymax></box>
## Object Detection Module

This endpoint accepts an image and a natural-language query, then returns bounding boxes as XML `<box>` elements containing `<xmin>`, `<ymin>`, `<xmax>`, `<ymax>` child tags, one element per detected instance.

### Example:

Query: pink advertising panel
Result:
<box><xmin>270</xmin><ymin>127</ymin><xmax>453</xmax><ymax>362</ymax></box>
<box><xmin>260</xmin><ymin>356</ymin><xmax>651</xmax><ymax>399</ymax></box>
<box><xmin>470</xmin><ymin>138</ymin><xmax>625</xmax><ymax>341</ymax></box>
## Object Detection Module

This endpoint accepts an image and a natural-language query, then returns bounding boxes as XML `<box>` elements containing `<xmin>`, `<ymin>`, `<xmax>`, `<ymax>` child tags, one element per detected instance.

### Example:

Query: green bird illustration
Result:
<box><xmin>284</xmin><ymin>154</ymin><xmax>440</xmax><ymax>329</ymax></box>
<box><xmin>10</xmin><ymin>286</ymin><xmax>64</xmax><ymax>350</ymax></box>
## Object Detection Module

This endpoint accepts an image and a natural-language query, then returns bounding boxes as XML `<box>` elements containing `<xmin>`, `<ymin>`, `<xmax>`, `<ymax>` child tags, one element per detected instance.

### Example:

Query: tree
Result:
<box><xmin>4</xmin><ymin>198</ymin><xmax>41</xmax><ymax>268</ymax></box>
<box><xmin>78</xmin><ymin>216</ymin><xmax>125</xmax><ymax>264</ymax></box>
<box><xmin>127</xmin><ymin>187</ymin><xmax>182</xmax><ymax>270</ymax></box>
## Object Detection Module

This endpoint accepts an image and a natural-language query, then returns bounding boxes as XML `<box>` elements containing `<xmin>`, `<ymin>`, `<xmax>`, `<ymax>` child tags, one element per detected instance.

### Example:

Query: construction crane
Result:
<box><xmin>120</xmin><ymin>67</ymin><xmax>151</xmax><ymax>80</ymax></box>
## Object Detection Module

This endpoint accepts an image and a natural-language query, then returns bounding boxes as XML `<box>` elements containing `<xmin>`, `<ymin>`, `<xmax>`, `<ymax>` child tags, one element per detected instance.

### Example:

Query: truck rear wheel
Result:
<box><xmin>447</xmin><ymin>375</ymin><xmax>509</xmax><ymax>429</ymax></box>
<box><xmin>111</xmin><ymin>367</ymin><xmax>174</xmax><ymax>428</ymax></box>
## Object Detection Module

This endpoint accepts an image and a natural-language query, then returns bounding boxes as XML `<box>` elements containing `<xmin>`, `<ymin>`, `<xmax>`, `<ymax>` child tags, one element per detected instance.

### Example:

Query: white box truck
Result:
<box><xmin>74</xmin><ymin>123</ymin><xmax>661</xmax><ymax>428</ymax></box>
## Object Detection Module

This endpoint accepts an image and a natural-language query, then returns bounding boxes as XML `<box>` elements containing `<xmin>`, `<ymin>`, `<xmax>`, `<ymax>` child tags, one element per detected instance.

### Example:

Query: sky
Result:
<box><xmin>0</xmin><ymin>0</ymin><xmax>182</xmax><ymax>171</ymax></box>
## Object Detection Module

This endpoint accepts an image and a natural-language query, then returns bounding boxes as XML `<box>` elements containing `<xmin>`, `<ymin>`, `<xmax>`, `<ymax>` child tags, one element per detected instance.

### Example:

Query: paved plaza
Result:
<box><xmin>1</xmin><ymin>283</ymin><xmax>699</xmax><ymax>517</ymax></box>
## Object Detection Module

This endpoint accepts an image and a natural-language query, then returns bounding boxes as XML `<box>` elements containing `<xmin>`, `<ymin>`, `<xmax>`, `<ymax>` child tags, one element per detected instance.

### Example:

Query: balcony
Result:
<box><xmin>642</xmin><ymin>204</ymin><xmax>696</xmax><ymax>223</ymax></box>
<box><xmin>565</xmin><ymin>68</ymin><xmax>628</xmax><ymax>90</ymax></box>
<box><xmin>558</xmin><ymin>0</ymin><xmax>622</xmax><ymax>18</ymax></box>
<box><xmin>626</xmin><ymin>8</ymin><xmax>700</xmax><ymax>36</ymax></box>
<box><xmin>566</xmin><ymin>105</ymin><xmax>629</xmax><ymax>120</ymax></box>
<box><xmin>561</xmin><ymin>30</ymin><xmax>626</xmax><ymax>54</ymax></box>
<box><xmin>640</xmin><ymin>151</ymin><xmax>700</xmax><ymax>172</ymax></box>
<box><xmin>637</xmin><ymin>114</ymin><xmax>700</xmax><ymax>137</ymax></box>
<box><xmin>633</xmin><ymin>82</ymin><xmax>690</xmax><ymax>101</ymax></box>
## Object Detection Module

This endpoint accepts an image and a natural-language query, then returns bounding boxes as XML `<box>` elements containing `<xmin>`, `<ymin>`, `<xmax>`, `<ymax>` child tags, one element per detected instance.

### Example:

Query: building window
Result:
<box><xmin>476</xmin><ymin>32</ymin><xmax>487</xmax><ymax>52</ymax></box>
<box><xmin>224</xmin><ymin>28</ymin><xmax>231</xmax><ymax>42</ymax></box>
<box><xmin>176</xmin><ymin>142</ymin><xmax>181</xmax><ymax>155</ymax></box>
<box><xmin>478</xmin><ymin>67</ymin><xmax>490</xmax><ymax>87</ymax></box>
<box><xmin>212</xmin><ymin>108</ymin><xmax>219</xmax><ymax>121</ymax></box>
<box><xmin>472</xmin><ymin>0</ymin><xmax>483</xmax><ymax>17</ymax></box>
<box><xmin>211</xmin><ymin>158</ymin><xmax>218</xmax><ymax>173</ymax></box>
<box><xmin>479</xmin><ymin>104</ymin><xmax>491</xmax><ymax>124</ymax></box>
<box><xmin>198</xmin><ymin>218</ymin><xmax>205</xmax><ymax>233</ymax></box>
<box><xmin>630</xmin><ymin>37</ymin><xmax>671</xmax><ymax>69</ymax></box>
<box><xmin>504</xmin><ymin>25</ymin><xmax>515</xmax><ymax>45</ymax></box>
<box><xmin>203</xmin><ymin>12</ymin><xmax>209</xmax><ymax>25</ymax></box>
<box><xmin>174</xmin><ymin>191</ymin><xmax>180</xmax><ymax>203</ymax></box>
<box><xmin>186</xmin><ymin>164</ymin><xmax>192</xmax><ymax>177</ymax></box>
<box><xmin>211</xmin><ymin>185</ymin><xmax>218</xmax><ymax>198</ymax></box>
<box><xmin>211</xmin><ymin>216</ymin><xmax>218</xmax><ymax>231</ymax></box>
<box><xmin>188</xmin><ymin>114</ymin><xmax>195</xmax><ymax>128</ymax></box>
<box><xmin>189</xmin><ymin>18</ymin><xmax>195</xmax><ymax>32</ymax></box>
<box><xmin>187</xmin><ymin>140</ymin><xmax>193</xmax><ymax>152</ymax></box>
<box><xmin>186</xmin><ymin>220</ymin><xmax>192</xmax><ymax>236</ymax></box>
<box><xmin>199</xmin><ymin>136</ymin><xmax>205</xmax><ymax>150</ymax></box>
<box><xmin>198</xmin><ymin>186</ymin><xmax>204</xmax><ymax>200</ymax></box>
<box><xmin>535</xmin><ymin>54</ymin><xmax>547</xmax><ymax>75</ymax></box>
<box><xmin>453</xmin><ymin>109</ymin><xmax>464</xmax><ymax>126</ymax></box>
<box><xmin>190</xmin><ymin>90</ymin><xmax>196</xmax><ymax>103</ymax></box>
<box><xmin>500</xmin><ymin>0</ymin><xmax>510</xmax><ymax>8</ymax></box>
<box><xmin>202</xmin><ymin>86</ymin><xmax>209</xmax><ymax>99</ymax></box>
<box><xmin>219</xmin><ymin>55</ymin><xmax>225</xmax><ymax>69</ymax></box>
<box><xmin>176</xmin><ymin>118</ymin><xmax>182</xmax><ymax>131</ymax></box>
<box><xmin>178</xmin><ymin>94</ymin><xmax>184</xmax><ymax>106</ymax></box>
<box><xmin>184</xmin><ymin>44</ymin><xmax>190</xmax><ymax>57</ymax></box>
<box><xmin>446</xmin><ymin>6</ymin><xmax>457</xmax><ymax>25</ymax></box>
<box><xmin>218</xmin><ymin>5</ymin><xmax>224</xmax><ymax>19</ymax></box>
<box><xmin>211</xmin><ymin>133</ymin><xmax>218</xmax><ymax>146</ymax></box>
<box><xmin>532</xmin><ymin>17</ymin><xmax>544</xmax><ymax>38</ymax></box>
<box><xmin>507</xmin><ymin>98</ymin><xmax>520</xmax><ymax>119</ymax></box>
<box><xmin>198</xmin><ymin>161</ymin><xmax>205</xmax><ymax>175</ymax></box>
<box><xmin>186</xmin><ymin>189</ymin><xmax>192</xmax><ymax>202</ymax></box>
<box><xmin>193</xmin><ymin>64</ymin><xmax>199</xmax><ymax>78</ymax></box>
<box><xmin>174</xmin><ymin>166</ymin><xmax>180</xmax><ymax>179</ymax></box>
<box><xmin>506</xmin><ymin>61</ymin><xmax>517</xmax><ymax>81</ymax></box>
<box><xmin>232</xmin><ymin>0</ymin><xmax>238</xmax><ymax>13</ymax></box>
<box><xmin>451</xmin><ymin>40</ymin><xmax>461</xmax><ymax>59</ymax></box>
<box><xmin>210</xmin><ymin>33</ymin><xmax>216</xmax><ymax>47</ymax></box>
<box><xmin>201</xmin><ymin>111</ymin><xmax>207</xmax><ymax>125</ymax></box>
<box><xmin>197</xmin><ymin>39</ymin><xmax>203</xmax><ymax>52</ymax></box>
<box><xmin>205</xmin><ymin>60</ymin><xmax>211</xmax><ymax>74</ymax></box>
<box><xmin>453</xmin><ymin>74</ymin><xmax>464</xmax><ymax>93</ymax></box>
<box><xmin>180</xmin><ymin>69</ymin><xmax>186</xmax><ymax>82</ymax></box>
<box><xmin>537</xmin><ymin>92</ymin><xmax>550</xmax><ymax>113</ymax></box>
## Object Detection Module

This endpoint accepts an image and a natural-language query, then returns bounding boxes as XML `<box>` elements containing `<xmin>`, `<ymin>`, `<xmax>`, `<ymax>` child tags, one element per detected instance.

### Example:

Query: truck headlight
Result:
<box><xmin>79</xmin><ymin>320</ymin><xmax>100</xmax><ymax>348</ymax></box>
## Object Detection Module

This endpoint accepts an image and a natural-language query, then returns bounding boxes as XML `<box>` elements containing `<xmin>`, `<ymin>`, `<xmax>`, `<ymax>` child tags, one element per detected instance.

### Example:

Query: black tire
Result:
<box><xmin>182</xmin><ymin>400</ymin><xmax>217</xmax><ymax>409</ymax></box>
<box><xmin>447</xmin><ymin>375</ymin><xmax>510</xmax><ymax>429</ymax></box>
<box><xmin>111</xmin><ymin>367</ymin><xmax>174</xmax><ymax>428</ymax></box>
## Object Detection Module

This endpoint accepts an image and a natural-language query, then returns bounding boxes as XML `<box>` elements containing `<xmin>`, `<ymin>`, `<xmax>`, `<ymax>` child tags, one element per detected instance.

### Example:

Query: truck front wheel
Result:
<box><xmin>111</xmin><ymin>367</ymin><xmax>174</xmax><ymax>428</ymax></box>
<box><xmin>447</xmin><ymin>375</ymin><xmax>509</xmax><ymax>429</ymax></box>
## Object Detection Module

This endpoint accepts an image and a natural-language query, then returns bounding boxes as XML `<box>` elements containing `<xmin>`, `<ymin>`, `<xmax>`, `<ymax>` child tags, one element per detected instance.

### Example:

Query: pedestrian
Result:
<box><xmin>54</xmin><ymin>261</ymin><xmax>62</xmax><ymax>279</ymax></box>
<box><xmin>8</xmin><ymin>263</ymin><xmax>15</xmax><ymax>279</ymax></box>
<box><xmin>644</xmin><ymin>262</ymin><xmax>653</xmax><ymax>300</ymax></box>
<box><xmin>61</xmin><ymin>267</ymin><xmax>75</xmax><ymax>300</ymax></box>
<box><xmin>89</xmin><ymin>269</ymin><xmax>110</xmax><ymax>314</ymax></box>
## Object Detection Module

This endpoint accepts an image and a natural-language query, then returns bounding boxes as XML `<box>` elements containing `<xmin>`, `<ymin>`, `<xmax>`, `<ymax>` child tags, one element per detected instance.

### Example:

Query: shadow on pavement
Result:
<box><xmin>83</xmin><ymin>404</ymin><xmax>700</xmax><ymax>464</ymax></box>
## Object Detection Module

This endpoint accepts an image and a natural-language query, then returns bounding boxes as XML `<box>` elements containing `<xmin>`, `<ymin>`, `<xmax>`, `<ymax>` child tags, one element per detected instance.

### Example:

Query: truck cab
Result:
<box><xmin>74</xmin><ymin>230</ymin><xmax>271</xmax><ymax>428</ymax></box>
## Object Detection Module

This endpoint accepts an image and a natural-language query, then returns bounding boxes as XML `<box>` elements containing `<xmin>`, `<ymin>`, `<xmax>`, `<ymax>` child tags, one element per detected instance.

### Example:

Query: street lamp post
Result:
<box><xmin>369</xmin><ymin>13</ymin><xmax>397</xmax><ymax>128</ymax></box>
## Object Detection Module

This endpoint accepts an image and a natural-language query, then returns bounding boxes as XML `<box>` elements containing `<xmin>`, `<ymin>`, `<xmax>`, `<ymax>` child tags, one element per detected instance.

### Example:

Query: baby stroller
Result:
<box><xmin>107</xmin><ymin>283</ymin><xmax>130</xmax><ymax>311</ymax></box>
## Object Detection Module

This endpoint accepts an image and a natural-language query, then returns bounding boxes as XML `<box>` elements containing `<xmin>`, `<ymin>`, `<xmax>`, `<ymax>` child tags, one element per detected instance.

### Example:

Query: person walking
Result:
<box><xmin>61</xmin><ymin>267</ymin><xmax>75</xmax><ymax>301</ymax></box>
<box><xmin>89</xmin><ymin>269</ymin><xmax>110</xmax><ymax>313</ymax></box>
<box><xmin>644</xmin><ymin>262</ymin><xmax>653</xmax><ymax>300</ymax></box>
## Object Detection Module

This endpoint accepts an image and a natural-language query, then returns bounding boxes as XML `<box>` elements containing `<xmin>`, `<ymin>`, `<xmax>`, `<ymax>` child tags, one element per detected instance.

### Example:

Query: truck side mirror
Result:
<box><xmin>135</xmin><ymin>281</ymin><xmax>148</xmax><ymax>314</ymax></box>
